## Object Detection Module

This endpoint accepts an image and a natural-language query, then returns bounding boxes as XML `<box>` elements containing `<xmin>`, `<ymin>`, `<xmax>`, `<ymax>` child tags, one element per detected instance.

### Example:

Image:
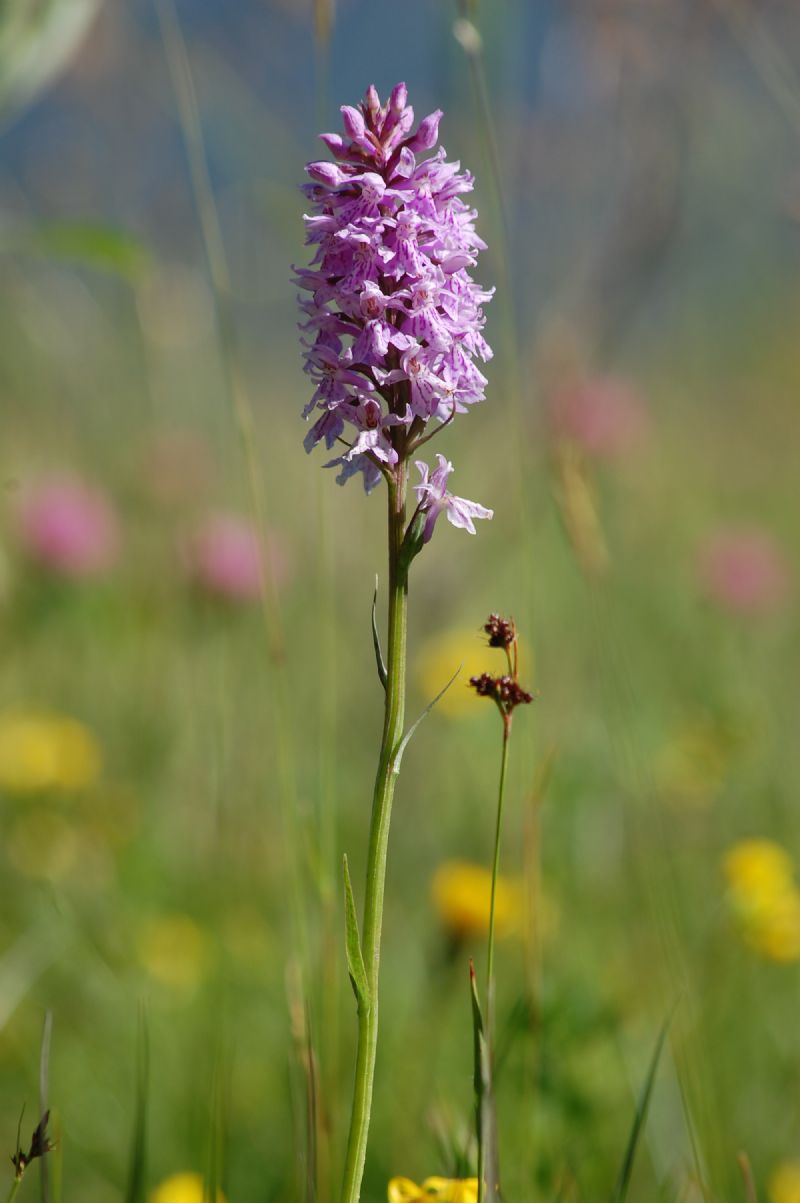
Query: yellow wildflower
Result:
<box><xmin>416</xmin><ymin>629</ymin><xmax>532</xmax><ymax>720</ymax></box>
<box><xmin>388</xmin><ymin>1177</ymin><xmax>478</xmax><ymax>1203</ymax></box>
<box><xmin>0</xmin><ymin>710</ymin><xmax>101</xmax><ymax>794</ymax></box>
<box><xmin>724</xmin><ymin>839</ymin><xmax>795</xmax><ymax>901</ymax></box>
<box><xmin>723</xmin><ymin>839</ymin><xmax>800</xmax><ymax>963</ymax></box>
<box><xmin>150</xmin><ymin>1172</ymin><xmax>226</xmax><ymax>1203</ymax></box>
<box><xmin>744</xmin><ymin>891</ymin><xmax>800</xmax><ymax>963</ymax></box>
<box><xmin>770</xmin><ymin>1161</ymin><xmax>800</xmax><ymax>1203</ymax></box>
<box><xmin>432</xmin><ymin>860</ymin><xmax>523</xmax><ymax>939</ymax></box>
<box><xmin>138</xmin><ymin>915</ymin><xmax>212</xmax><ymax>992</ymax></box>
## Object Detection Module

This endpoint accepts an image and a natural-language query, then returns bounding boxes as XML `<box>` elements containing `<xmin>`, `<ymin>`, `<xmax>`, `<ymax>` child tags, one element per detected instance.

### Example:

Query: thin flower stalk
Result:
<box><xmin>469</xmin><ymin>616</ymin><xmax>534</xmax><ymax>1203</ymax></box>
<box><xmin>486</xmin><ymin>717</ymin><xmax>511</xmax><ymax>1010</ymax></box>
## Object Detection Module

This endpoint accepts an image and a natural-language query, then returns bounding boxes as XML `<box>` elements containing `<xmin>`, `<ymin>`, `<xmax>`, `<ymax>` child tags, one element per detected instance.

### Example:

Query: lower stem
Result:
<box><xmin>340</xmin><ymin>467</ymin><xmax>408</xmax><ymax>1203</ymax></box>
<box><xmin>478</xmin><ymin>716</ymin><xmax>511</xmax><ymax>1203</ymax></box>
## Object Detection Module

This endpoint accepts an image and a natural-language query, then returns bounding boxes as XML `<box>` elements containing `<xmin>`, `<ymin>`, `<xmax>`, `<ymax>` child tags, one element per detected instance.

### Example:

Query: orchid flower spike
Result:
<box><xmin>295</xmin><ymin>82</ymin><xmax>494</xmax><ymax>542</ymax></box>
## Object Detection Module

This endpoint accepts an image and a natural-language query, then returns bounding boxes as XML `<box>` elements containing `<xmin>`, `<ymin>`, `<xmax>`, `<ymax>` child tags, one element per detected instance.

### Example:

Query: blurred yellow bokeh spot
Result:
<box><xmin>749</xmin><ymin>893</ymin><xmax>800</xmax><ymax>963</ymax></box>
<box><xmin>432</xmin><ymin>860</ymin><xmax>523</xmax><ymax>940</ymax></box>
<box><xmin>770</xmin><ymin>1161</ymin><xmax>800</xmax><ymax>1203</ymax></box>
<box><xmin>0</xmin><ymin>709</ymin><xmax>101</xmax><ymax>794</ymax></box>
<box><xmin>138</xmin><ymin>915</ymin><xmax>212</xmax><ymax>992</ymax></box>
<box><xmin>150</xmin><ymin>1173</ymin><xmax>226</xmax><ymax>1203</ymax></box>
<box><xmin>723</xmin><ymin>839</ymin><xmax>800</xmax><ymax>963</ymax></box>
<box><xmin>388</xmin><ymin>1177</ymin><xmax>478</xmax><ymax>1203</ymax></box>
<box><xmin>656</xmin><ymin>719</ymin><xmax>735</xmax><ymax>807</ymax></box>
<box><xmin>724</xmin><ymin>839</ymin><xmax>795</xmax><ymax>899</ymax></box>
<box><xmin>415</xmin><ymin>629</ymin><xmax>532</xmax><ymax>719</ymax></box>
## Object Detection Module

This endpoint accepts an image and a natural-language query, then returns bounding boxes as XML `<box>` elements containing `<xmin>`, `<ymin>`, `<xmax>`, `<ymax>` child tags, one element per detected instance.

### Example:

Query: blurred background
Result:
<box><xmin>2</xmin><ymin>1</ymin><xmax>800</xmax><ymax>1201</ymax></box>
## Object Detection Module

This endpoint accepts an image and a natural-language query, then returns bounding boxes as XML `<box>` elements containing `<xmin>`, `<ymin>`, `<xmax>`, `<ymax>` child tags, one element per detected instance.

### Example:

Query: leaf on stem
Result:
<box><xmin>469</xmin><ymin>961</ymin><xmax>499</xmax><ymax>1203</ymax></box>
<box><xmin>392</xmin><ymin>666</ymin><xmax>461</xmax><ymax>774</ymax></box>
<box><xmin>343</xmin><ymin>855</ymin><xmax>370</xmax><ymax>1012</ymax></box>
<box><xmin>371</xmin><ymin>577</ymin><xmax>387</xmax><ymax>691</ymax></box>
<box><xmin>612</xmin><ymin>1007</ymin><xmax>675</xmax><ymax>1203</ymax></box>
<box><xmin>470</xmin><ymin>958</ymin><xmax>487</xmax><ymax>1136</ymax></box>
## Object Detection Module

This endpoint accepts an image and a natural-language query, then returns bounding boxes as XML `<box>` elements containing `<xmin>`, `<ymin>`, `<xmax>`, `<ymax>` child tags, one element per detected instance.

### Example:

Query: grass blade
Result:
<box><xmin>38</xmin><ymin>1012</ymin><xmax>52</xmax><ymax>1203</ymax></box>
<box><xmin>205</xmin><ymin>1032</ymin><xmax>228</xmax><ymax>1203</ymax></box>
<box><xmin>470</xmin><ymin>961</ymin><xmax>499</xmax><ymax>1203</ymax></box>
<box><xmin>124</xmin><ymin>1005</ymin><xmax>149</xmax><ymax>1203</ymax></box>
<box><xmin>612</xmin><ymin>1011</ymin><xmax>674</xmax><ymax>1203</ymax></box>
<box><xmin>287</xmin><ymin>964</ymin><xmax>321</xmax><ymax>1203</ymax></box>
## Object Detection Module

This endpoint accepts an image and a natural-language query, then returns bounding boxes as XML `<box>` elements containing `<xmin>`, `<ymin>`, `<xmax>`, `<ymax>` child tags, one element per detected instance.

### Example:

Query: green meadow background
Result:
<box><xmin>1</xmin><ymin>2</ymin><xmax>800</xmax><ymax>1201</ymax></box>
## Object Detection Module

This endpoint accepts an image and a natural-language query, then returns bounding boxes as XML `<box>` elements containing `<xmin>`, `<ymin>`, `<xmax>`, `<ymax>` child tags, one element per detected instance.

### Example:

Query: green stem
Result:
<box><xmin>478</xmin><ymin>716</ymin><xmax>511</xmax><ymax>1203</ymax></box>
<box><xmin>340</xmin><ymin>466</ymin><xmax>409</xmax><ymax>1203</ymax></box>
<box><xmin>486</xmin><ymin>718</ymin><xmax>511</xmax><ymax>1001</ymax></box>
<box><xmin>5</xmin><ymin>1177</ymin><xmax>22</xmax><ymax>1203</ymax></box>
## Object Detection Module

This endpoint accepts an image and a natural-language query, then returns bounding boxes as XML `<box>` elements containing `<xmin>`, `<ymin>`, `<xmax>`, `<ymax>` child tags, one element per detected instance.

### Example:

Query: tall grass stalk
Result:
<box><xmin>485</xmin><ymin>719</ymin><xmax>511</xmax><ymax>1005</ymax></box>
<box><xmin>38</xmin><ymin>1012</ymin><xmax>52</xmax><ymax>1203</ymax></box>
<box><xmin>477</xmin><ymin>717</ymin><xmax>510</xmax><ymax>1203</ymax></box>
<box><xmin>339</xmin><ymin>466</ymin><xmax>409</xmax><ymax>1203</ymax></box>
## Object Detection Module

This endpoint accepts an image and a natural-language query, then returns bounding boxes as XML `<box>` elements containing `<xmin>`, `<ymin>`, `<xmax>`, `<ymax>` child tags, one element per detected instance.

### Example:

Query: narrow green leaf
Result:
<box><xmin>371</xmin><ymin>577</ymin><xmax>387</xmax><ymax>691</ymax></box>
<box><xmin>470</xmin><ymin>961</ymin><xmax>499</xmax><ymax>1203</ymax></box>
<box><xmin>124</xmin><ymin>1004</ymin><xmax>149</xmax><ymax>1203</ymax></box>
<box><xmin>303</xmin><ymin>1000</ymin><xmax>319</xmax><ymax>1203</ymax></box>
<box><xmin>39</xmin><ymin>1011</ymin><xmax>53</xmax><ymax>1203</ymax></box>
<box><xmin>612</xmin><ymin>1010</ymin><xmax>674</xmax><ymax>1203</ymax></box>
<box><xmin>392</xmin><ymin>665</ymin><xmax>461</xmax><ymax>773</ymax></box>
<box><xmin>470</xmin><ymin>959</ymin><xmax>487</xmax><ymax>1129</ymax></box>
<box><xmin>343</xmin><ymin>855</ymin><xmax>370</xmax><ymax>1012</ymax></box>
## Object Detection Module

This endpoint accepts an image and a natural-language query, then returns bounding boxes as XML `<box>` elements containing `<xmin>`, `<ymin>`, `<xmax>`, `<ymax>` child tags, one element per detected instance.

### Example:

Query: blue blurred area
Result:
<box><xmin>2</xmin><ymin>0</ymin><xmax>800</xmax><ymax>376</ymax></box>
<box><xmin>0</xmin><ymin>0</ymin><xmax>559</xmax><ymax>231</ymax></box>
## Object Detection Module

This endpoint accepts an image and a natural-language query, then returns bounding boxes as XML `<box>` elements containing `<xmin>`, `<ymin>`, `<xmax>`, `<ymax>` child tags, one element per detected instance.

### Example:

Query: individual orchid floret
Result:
<box><xmin>414</xmin><ymin>455</ymin><xmax>493</xmax><ymax>542</ymax></box>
